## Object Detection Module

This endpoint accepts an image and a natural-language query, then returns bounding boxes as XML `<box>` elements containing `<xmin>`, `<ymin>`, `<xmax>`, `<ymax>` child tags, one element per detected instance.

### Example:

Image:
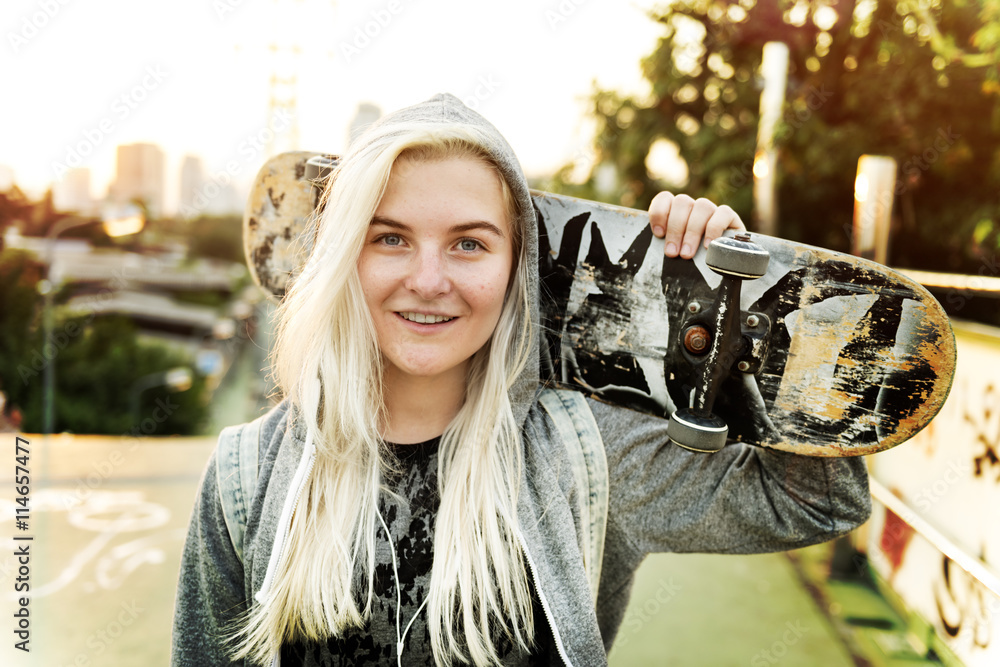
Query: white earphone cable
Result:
<box><xmin>377</xmin><ymin>506</ymin><xmax>428</xmax><ymax>667</ymax></box>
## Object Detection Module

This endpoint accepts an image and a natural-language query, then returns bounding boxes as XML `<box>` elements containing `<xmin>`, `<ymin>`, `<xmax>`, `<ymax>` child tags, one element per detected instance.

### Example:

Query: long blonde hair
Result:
<box><xmin>230</xmin><ymin>122</ymin><xmax>536</xmax><ymax>665</ymax></box>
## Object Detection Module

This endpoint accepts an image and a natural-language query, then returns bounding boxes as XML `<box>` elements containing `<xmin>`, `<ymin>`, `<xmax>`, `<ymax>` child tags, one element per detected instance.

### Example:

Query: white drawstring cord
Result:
<box><xmin>377</xmin><ymin>506</ymin><xmax>429</xmax><ymax>667</ymax></box>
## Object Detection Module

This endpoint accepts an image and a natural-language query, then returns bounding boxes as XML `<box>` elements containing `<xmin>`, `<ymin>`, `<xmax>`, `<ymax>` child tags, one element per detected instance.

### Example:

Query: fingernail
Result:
<box><xmin>666</xmin><ymin>243</ymin><xmax>677</xmax><ymax>256</ymax></box>
<box><xmin>681</xmin><ymin>244</ymin><xmax>692</xmax><ymax>257</ymax></box>
<box><xmin>653</xmin><ymin>226</ymin><xmax>663</xmax><ymax>236</ymax></box>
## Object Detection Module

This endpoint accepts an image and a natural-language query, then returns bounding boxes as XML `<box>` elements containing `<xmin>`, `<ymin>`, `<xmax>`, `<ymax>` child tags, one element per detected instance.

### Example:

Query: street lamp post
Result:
<box><xmin>41</xmin><ymin>207</ymin><xmax>144</xmax><ymax>434</ymax></box>
<box><xmin>41</xmin><ymin>218</ymin><xmax>95</xmax><ymax>435</ymax></box>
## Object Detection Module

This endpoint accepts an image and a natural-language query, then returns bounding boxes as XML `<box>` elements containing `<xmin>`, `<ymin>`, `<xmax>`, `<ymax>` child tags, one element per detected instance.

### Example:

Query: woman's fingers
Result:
<box><xmin>649</xmin><ymin>192</ymin><xmax>694</xmax><ymax>257</ymax></box>
<box><xmin>649</xmin><ymin>193</ymin><xmax>745</xmax><ymax>258</ymax></box>
<box><xmin>649</xmin><ymin>191</ymin><xmax>676</xmax><ymax>237</ymax></box>
<box><xmin>678</xmin><ymin>198</ymin><xmax>718</xmax><ymax>259</ymax></box>
<box><xmin>703</xmin><ymin>205</ymin><xmax>745</xmax><ymax>248</ymax></box>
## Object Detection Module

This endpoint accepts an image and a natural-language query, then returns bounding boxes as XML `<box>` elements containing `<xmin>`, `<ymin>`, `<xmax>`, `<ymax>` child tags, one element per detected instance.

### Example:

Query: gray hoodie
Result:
<box><xmin>171</xmin><ymin>94</ymin><xmax>871</xmax><ymax>666</ymax></box>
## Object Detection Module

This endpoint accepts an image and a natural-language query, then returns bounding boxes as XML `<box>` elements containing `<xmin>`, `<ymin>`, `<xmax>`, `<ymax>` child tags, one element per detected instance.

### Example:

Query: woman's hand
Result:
<box><xmin>648</xmin><ymin>192</ymin><xmax>745</xmax><ymax>259</ymax></box>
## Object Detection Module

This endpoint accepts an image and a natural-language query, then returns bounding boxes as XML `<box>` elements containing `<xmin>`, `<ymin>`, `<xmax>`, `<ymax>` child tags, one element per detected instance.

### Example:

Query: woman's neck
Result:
<box><xmin>381</xmin><ymin>364</ymin><xmax>467</xmax><ymax>444</ymax></box>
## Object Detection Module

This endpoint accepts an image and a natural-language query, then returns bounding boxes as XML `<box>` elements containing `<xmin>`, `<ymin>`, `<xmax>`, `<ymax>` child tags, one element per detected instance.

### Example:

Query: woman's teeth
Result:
<box><xmin>399</xmin><ymin>312</ymin><xmax>455</xmax><ymax>324</ymax></box>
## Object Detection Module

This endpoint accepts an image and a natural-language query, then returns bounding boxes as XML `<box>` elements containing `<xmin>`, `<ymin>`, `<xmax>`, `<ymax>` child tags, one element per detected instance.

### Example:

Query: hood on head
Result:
<box><xmin>353</xmin><ymin>93</ymin><xmax>541</xmax><ymax>427</ymax></box>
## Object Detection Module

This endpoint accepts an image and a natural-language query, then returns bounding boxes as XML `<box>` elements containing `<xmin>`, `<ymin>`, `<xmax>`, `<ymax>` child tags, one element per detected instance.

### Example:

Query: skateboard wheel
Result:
<box><xmin>706</xmin><ymin>235</ymin><xmax>770</xmax><ymax>279</ymax></box>
<box><xmin>668</xmin><ymin>408</ymin><xmax>728</xmax><ymax>452</ymax></box>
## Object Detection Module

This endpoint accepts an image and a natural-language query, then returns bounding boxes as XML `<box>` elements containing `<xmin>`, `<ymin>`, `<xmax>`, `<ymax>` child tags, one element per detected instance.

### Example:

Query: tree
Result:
<box><xmin>13</xmin><ymin>315</ymin><xmax>210</xmax><ymax>435</ymax></box>
<box><xmin>551</xmin><ymin>0</ymin><xmax>1000</xmax><ymax>273</ymax></box>
<box><xmin>0</xmin><ymin>187</ymin><xmax>34</xmax><ymax>242</ymax></box>
<box><xmin>41</xmin><ymin>317</ymin><xmax>210</xmax><ymax>435</ymax></box>
<box><xmin>0</xmin><ymin>250</ymin><xmax>44</xmax><ymax>410</ymax></box>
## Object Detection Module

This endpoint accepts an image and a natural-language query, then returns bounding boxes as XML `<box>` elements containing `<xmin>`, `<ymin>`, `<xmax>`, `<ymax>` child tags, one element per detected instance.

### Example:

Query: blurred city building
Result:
<box><xmin>53</xmin><ymin>167</ymin><xmax>95</xmax><ymax>215</ymax></box>
<box><xmin>178</xmin><ymin>154</ymin><xmax>244</xmax><ymax>217</ymax></box>
<box><xmin>110</xmin><ymin>143</ymin><xmax>165</xmax><ymax>219</ymax></box>
<box><xmin>204</xmin><ymin>181</ymin><xmax>244</xmax><ymax>216</ymax></box>
<box><xmin>179</xmin><ymin>155</ymin><xmax>206</xmax><ymax>216</ymax></box>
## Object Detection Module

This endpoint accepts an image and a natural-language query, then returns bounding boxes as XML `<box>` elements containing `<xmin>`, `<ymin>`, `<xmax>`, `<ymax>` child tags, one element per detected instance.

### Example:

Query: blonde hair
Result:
<box><xmin>230</xmin><ymin>122</ymin><xmax>536</xmax><ymax>665</ymax></box>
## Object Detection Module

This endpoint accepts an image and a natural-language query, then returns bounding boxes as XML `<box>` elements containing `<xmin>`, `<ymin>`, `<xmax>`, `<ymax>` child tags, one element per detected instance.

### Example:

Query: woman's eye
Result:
<box><xmin>380</xmin><ymin>234</ymin><xmax>402</xmax><ymax>246</ymax></box>
<box><xmin>458</xmin><ymin>239</ymin><xmax>482</xmax><ymax>252</ymax></box>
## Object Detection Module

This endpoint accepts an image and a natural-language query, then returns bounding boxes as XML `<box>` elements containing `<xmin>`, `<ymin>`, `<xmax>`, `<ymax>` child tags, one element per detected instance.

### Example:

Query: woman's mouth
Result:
<box><xmin>397</xmin><ymin>311</ymin><xmax>456</xmax><ymax>324</ymax></box>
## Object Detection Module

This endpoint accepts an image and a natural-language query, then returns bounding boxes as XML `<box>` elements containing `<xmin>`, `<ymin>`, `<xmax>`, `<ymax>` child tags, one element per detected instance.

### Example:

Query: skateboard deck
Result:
<box><xmin>244</xmin><ymin>151</ymin><xmax>956</xmax><ymax>456</ymax></box>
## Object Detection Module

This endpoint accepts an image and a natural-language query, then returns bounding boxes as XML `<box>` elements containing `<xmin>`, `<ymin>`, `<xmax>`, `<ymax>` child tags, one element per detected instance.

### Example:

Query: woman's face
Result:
<box><xmin>358</xmin><ymin>155</ymin><xmax>514</xmax><ymax>386</ymax></box>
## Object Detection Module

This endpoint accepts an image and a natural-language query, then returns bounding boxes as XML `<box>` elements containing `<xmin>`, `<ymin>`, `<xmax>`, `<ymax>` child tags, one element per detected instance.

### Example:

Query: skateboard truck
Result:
<box><xmin>668</xmin><ymin>233</ymin><xmax>770</xmax><ymax>453</ymax></box>
<box><xmin>304</xmin><ymin>154</ymin><xmax>339</xmax><ymax>184</ymax></box>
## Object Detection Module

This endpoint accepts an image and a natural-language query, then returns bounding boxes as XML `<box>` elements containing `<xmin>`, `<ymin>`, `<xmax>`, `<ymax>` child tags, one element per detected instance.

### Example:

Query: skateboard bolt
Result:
<box><xmin>687</xmin><ymin>302</ymin><xmax>701</xmax><ymax>314</ymax></box>
<box><xmin>735</xmin><ymin>233</ymin><xmax>752</xmax><ymax>242</ymax></box>
<box><xmin>737</xmin><ymin>361</ymin><xmax>751</xmax><ymax>372</ymax></box>
<box><xmin>683</xmin><ymin>325</ymin><xmax>711</xmax><ymax>354</ymax></box>
<box><xmin>746</xmin><ymin>315</ymin><xmax>759</xmax><ymax>327</ymax></box>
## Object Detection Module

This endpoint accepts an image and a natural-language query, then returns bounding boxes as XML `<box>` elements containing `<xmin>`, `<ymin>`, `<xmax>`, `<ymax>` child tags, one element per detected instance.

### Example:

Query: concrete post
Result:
<box><xmin>852</xmin><ymin>155</ymin><xmax>897</xmax><ymax>264</ymax></box>
<box><xmin>753</xmin><ymin>42</ymin><xmax>789</xmax><ymax>235</ymax></box>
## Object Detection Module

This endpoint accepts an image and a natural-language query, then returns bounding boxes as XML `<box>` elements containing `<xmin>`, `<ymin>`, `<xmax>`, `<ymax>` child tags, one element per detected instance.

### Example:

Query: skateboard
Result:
<box><xmin>244</xmin><ymin>151</ymin><xmax>956</xmax><ymax>457</ymax></box>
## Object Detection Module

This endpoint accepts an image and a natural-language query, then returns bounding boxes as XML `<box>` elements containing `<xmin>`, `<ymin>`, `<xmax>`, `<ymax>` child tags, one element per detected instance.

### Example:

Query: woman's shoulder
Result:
<box><xmin>522</xmin><ymin>387</ymin><xmax>658</xmax><ymax>453</ymax></box>
<box><xmin>217</xmin><ymin>398</ymin><xmax>297</xmax><ymax>459</ymax></box>
<box><xmin>525</xmin><ymin>387</ymin><xmax>667</xmax><ymax>433</ymax></box>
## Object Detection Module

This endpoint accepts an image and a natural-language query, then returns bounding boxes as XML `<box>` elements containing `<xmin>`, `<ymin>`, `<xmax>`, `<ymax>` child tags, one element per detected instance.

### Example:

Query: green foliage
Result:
<box><xmin>0</xmin><ymin>250</ymin><xmax>43</xmax><ymax>408</ymax></box>
<box><xmin>14</xmin><ymin>316</ymin><xmax>210</xmax><ymax>435</ymax></box>
<box><xmin>34</xmin><ymin>317</ymin><xmax>210</xmax><ymax>435</ymax></box>
<box><xmin>0</xmin><ymin>252</ymin><xmax>211</xmax><ymax>435</ymax></box>
<box><xmin>171</xmin><ymin>289</ymin><xmax>230</xmax><ymax>308</ymax></box>
<box><xmin>552</xmin><ymin>0</ymin><xmax>1000</xmax><ymax>273</ymax></box>
<box><xmin>0</xmin><ymin>188</ymin><xmax>34</xmax><ymax>238</ymax></box>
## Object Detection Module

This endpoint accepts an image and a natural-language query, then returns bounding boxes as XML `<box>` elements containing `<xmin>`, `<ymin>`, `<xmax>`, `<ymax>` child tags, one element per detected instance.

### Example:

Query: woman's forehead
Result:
<box><xmin>390</xmin><ymin>152</ymin><xmax>493</xmax><ymax>180</ymax></box>
<box><xmin>378</xmin><ymin>157</ymin><xmax>507</xmax><ymax>222</ymax></box>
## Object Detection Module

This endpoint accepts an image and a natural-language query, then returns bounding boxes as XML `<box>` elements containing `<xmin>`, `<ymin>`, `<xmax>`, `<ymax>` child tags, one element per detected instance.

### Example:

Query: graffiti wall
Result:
<box><xmin>867</xmin><ymin>320</ymin><xmax>1000</xmax><ymax>666</ymax></box>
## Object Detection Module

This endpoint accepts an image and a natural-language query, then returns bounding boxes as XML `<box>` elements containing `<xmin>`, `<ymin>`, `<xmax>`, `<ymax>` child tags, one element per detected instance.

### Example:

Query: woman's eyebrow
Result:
<box><xmin>370</xmin><ymin>216</ymin><xmax>505</xmax><ymax>239</ymax></box>
<box><xmin>369</xmin><ymin>216</ymin><xmax>409</xmax><ymax>230</ymax></box>
<box><xmin>450</xmin><ymin>221</ymin><xmax>505</xmax><ymax>238</ymax></box>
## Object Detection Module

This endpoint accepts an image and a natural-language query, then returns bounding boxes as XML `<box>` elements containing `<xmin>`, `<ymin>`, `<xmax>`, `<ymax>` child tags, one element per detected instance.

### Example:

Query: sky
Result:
<box><xmin>2</xmin><ymin>0</ymin><xmax>667</xmax><ymax>214</ymax></box>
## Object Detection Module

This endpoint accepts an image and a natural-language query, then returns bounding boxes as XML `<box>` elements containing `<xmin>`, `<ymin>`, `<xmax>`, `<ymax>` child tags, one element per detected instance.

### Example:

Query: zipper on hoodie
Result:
<box><xmin>516</xmin><ymin>528</ymin><xmax>573</xmax><ymax>667</ymax></box>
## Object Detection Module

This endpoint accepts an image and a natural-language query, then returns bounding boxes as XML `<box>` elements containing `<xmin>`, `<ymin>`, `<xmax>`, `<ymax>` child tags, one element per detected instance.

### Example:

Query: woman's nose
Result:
<box><xmin>403</xmin><ymin>249</ymin><xmax>450</xmax><ymax>298</ymax></box>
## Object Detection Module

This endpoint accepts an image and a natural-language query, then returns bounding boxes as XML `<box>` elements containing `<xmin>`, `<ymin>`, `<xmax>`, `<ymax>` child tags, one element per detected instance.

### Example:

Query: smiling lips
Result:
<box><xmin>397</xmin><ymin>311</ymin><xmax>456</xmax><ymax>324</ymax></box>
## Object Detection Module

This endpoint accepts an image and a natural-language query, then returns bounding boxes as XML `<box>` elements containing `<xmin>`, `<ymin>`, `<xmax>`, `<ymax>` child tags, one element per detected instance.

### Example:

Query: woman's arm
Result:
<box><xmin>171</xmin><ymin>450</ymin><xmax>248</xmax><ymax>666</ymax></box>
<box><xmin>591</xmin><ymin>399</ymin><xmax>871</xmax><ymax>559</ymax></box>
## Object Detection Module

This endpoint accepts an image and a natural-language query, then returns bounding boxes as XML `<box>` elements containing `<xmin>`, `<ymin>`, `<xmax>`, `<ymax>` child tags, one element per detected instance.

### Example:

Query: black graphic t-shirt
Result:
<box><xmin>279</xmin><ymin>438</ymin><xmax>555</xmax><ymax>666</ymax></box>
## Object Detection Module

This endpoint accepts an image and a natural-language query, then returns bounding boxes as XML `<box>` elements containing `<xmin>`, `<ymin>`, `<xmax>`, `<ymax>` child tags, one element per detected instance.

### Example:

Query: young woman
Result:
<box><xmin>172</xmin><ymin>94</ymin><xmax>871</xmax><ymax>666</ymax></box>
